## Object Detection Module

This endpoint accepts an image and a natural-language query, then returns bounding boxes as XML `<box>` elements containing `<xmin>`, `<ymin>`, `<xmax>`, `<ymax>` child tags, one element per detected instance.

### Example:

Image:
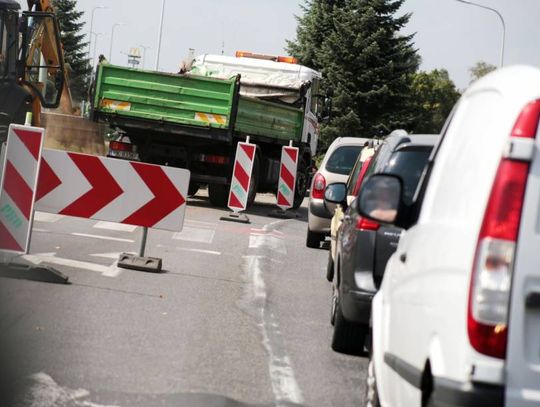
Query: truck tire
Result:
<box><xmin>331</xmin><ymin>297</ymin><xmax>368</xmax><ymax>355</ymax></box>
<box><xmin>188</xmin><ymin>183</ymin><xmax>200</xmax><ymax>197</ymax></box>
<box><xmin>246</xmin><ymin>154</ymin><xmax>260</xmax><ymax>208</ymax></box>
<box><xmin>208</xmin><ymin>184</ymin><xmax>229</xmax><ymax>207</ymax></box>
<box><xmin>292</xmin><ymin>160</ymin><xmax>308</xmax><ymax>209</ymax></box>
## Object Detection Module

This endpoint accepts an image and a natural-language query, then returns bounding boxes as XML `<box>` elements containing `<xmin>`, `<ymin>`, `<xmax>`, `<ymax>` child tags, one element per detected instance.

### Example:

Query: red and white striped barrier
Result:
<box><xmin>0</xmin><ymin>125</ymin><xmax>44</xmax><ymax>253</ymax></box>
<box><xmin>276</xmin><ymin>145</ymin><xmax>299</xmax><ymax>210</ymax></box>
<box><xmin>35</xmin><ymin>149</ymin><xmax>190</xmax><ymax>232</ymax></box>
<box><xmin>228</xmin><ymin>141</ymin><xmax>256</xmax><ymax>212</ymax></box>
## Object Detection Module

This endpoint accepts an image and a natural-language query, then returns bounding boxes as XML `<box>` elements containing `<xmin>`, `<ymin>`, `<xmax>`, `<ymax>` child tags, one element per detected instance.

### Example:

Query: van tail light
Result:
<box><xmin>311</xmin><ymin>173</ymin><xmax>326</xmax><ymax>199</ymax></box>
<box><xmin>356</xmin><ymin>217</ymin><xmax>380</xmax><ymax>231</ymax></box>
<box><xmin>468</xmin><ymin>99</ymin><xmax>540</xmax><ymax>359</ymax></box>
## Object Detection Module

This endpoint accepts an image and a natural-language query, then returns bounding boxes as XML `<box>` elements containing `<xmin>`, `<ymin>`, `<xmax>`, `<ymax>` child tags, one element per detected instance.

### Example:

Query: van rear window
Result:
<box><xmin>326</xmin><ymin>146</ymin><xmax>362</xmax><ymax>175</ymax></box>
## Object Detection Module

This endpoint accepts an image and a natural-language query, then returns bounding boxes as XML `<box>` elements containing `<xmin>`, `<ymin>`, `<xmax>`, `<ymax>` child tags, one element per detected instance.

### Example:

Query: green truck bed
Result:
<box><xmin>93</xmin><ymin>64</ymin><xmax>304</xmax><ymax>143</ymax></box>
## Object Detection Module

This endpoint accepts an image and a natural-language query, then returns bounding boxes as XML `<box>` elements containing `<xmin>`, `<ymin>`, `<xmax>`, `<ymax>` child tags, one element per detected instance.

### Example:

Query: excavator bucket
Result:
<box><xmin>41</xmin><ymin>112</ymin><xmax>106</xmax><ymax>156</ymax></box>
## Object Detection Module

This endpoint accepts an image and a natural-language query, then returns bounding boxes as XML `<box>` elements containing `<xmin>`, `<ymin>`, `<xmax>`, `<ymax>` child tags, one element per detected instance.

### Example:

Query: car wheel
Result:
<box><xmin>331</xmin><ymin>298</ymin><xmax>368</xmax><ymax>355</ymax></box>
<box><xmin>292</xmin><ymin>160</ymin><xmax>308</xmax><ymax>209</ymax></box>
<box><xmin>306</xmin><ymin>228</ymin><xmax>324</xmax><ymax>248</ymax></box>
<box><xmin>326</xmin><ymin>253</ymin><xmax>334</xmax><ymax>282</ymax></box>
<box><xmin>365</xmin><ymin>357</ymin><xmax>381</xmax><ymax>407</ymax></box>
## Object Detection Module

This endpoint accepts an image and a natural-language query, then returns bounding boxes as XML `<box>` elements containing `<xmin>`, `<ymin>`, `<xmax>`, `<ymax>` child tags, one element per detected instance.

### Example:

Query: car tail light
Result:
<box><xmin>109</xmin><ymin>141</ymin><xmax>135</xmax><ymax>152</ymax></box>
<box><xmin>468</xmin><ymin>99</ymin><xmax>540</xmax><ymax>359</ymax></box>
<box><xmin>311</xmin><ymin>173</ymin><xmax>326</xmax><ymax>199</ymax></box>
<box><xmin>356</xmin><ymin>217</ymin><xmax>380</xmax><ymax>231</ymax></box>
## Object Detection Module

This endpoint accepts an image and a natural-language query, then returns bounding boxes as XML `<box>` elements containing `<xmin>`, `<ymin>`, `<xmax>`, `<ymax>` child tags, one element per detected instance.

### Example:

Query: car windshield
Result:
<box><xmin>384</xmin><ymin>147</ymin><xmax>433</xmax><ymax>204</ymax></box>
<box><xmin>325</xmin><ymin>145</ymin><xmax>362</xmax><ymax>175</ymax></box>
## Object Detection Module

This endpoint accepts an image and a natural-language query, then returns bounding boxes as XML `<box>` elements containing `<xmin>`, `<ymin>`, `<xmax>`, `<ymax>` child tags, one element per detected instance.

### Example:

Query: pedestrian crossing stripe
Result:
<box><xmin>194</xmin><ymin>112</ymin><xmax>227</xmax><ymax>126</ymax></box>
<box><xmin>101</xmin><ymin>99</ymin><xmax>131</xmax><ymax>112</ymax></box>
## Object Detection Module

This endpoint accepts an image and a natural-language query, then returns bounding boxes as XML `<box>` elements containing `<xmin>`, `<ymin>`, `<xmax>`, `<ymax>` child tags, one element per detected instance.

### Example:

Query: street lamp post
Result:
<box><xmin>109</xmin><ymin>23</ymin><xmax>126</xmax><ymax>63</ymax></box>
<box><xmin>138</xmin><ymin>45</ymin><xmax>151</xmax><ymax>69</ymax></box>
<box><xmin>88</xmin><ymin>6</ymin><xmax>107</xmax><ymax>60</ymax></box>
<box><xmin>455</xmin><ymin>0</ymin><xmax>506</xmax><ymax>67</ymax></box>
<box><xmin>91</xmin><ymin>32</ymin><xmax>104</xmax><ymax>67</ymax></box>
<box><xmin>155</xmin><ymin>0</ymin><xmax>166</xmax><ymax>71</ymax></box>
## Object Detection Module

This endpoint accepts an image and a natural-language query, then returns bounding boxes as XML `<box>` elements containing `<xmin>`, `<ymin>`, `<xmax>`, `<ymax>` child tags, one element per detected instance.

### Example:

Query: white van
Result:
<box><xmin>358</xmin><ymin>66</ymin><xmax>540</xmax><ymax>406</ymax></box>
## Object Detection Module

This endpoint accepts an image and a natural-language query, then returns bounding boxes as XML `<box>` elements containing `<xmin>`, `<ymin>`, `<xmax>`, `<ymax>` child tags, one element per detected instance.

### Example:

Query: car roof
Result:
<box><xmin>329</xmin><ymin>137</ymin><xmax>372</xmax><ymax>147</ymax></box>
<box><xmin>395</xmin><ymin>134</ymin><xmax>439</xmax><ymax>150</ymax></box>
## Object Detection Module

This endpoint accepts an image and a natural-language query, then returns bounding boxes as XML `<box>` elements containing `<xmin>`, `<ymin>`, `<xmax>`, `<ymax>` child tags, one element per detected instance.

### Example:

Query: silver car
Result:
<box><xmin>306</xmin><ymin>137</ymin><xmax>370</xmax><ymax>248</ymax></box>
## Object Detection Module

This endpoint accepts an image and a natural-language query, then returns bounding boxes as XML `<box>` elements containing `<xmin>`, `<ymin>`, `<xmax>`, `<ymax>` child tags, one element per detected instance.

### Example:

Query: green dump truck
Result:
<box><xmin>92</xmin><ymin>53</ymin><xmax>330</xmax><ymax>208</ymax></box>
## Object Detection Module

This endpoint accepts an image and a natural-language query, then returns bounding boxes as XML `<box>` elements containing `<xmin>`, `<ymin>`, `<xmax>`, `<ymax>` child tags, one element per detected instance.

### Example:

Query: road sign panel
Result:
<box><xmin>0</xmin><ymin>125</ymin><xmax>44</xmax><ymax>253</ymax></box>
<box><xmin>276</xmin><ymin>145</ymin><xmax>299</xmax><ymax>210</ymax></box>
<box><xmin>228</xmin><ymin>142</ymin><xmax>256</xmax><ymax>212</ymax></box>
<box><xmin>35</xmin><ymin>149</ymin><xmax>190</xmax><ymax>232</ymax></box>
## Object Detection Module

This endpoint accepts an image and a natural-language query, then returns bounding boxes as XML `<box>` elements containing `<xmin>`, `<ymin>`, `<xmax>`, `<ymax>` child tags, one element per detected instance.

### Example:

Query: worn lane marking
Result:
<box><xmin>33</xmin><ymin>228</ymin><xmax>50</xmax><ymax>233</ymax></box>
<box><xmin>185</xmin><ymin>219</ymin><xmax>217</xmax><ymax>228</ymax></box>
<box><xmin>173</xmin><ymin>226</ymin><xmax>215</xmax><ymax>244</ymax></box>
<box><xmin>156</xmin><ymin>244</ymin><xmax>221</xmax><ymax>256</ymax></box>
<box><xmin>71</xmin><ymin>232</ymin><xmax>135</xmax><ymax>243</ymax></box>
<box><xmin>93</xmin><ymin>221</ymin><xmax>137</xmax><ymax>232</ymax></box>
<box><xmin>33</xmin><ymin>212</ymin><xmax>63</xmax><ymax>223</ymax></box>
<box><xmin>23</xmin><ymin>253</ymin><xmax>122</xmax><ymax>278</ymax></box>
<box><xmin>241</xmin><ymin>219</ymin><xmax>303</xmax><ymax>406</ymax></box>
<box><xmin>249</xmin><ymin>234</ymin><xmax>286</xmax><ymax>254</ymax></box>
<box><xmin>90</xmin><ymin>251</ymin><xmax>135</xmax><ymax>260</ymax></box>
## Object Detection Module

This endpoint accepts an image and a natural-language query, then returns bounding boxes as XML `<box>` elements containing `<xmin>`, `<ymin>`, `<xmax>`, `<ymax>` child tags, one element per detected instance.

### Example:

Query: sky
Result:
<box><xmin>20</xmin><ymin>0</ymin><xmax>540</xmax><ymax>90</ymax></box>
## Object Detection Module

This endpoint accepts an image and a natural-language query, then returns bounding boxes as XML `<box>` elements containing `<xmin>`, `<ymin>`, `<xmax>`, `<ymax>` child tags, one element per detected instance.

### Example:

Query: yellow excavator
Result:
<box><xmin>0</xmin><ymin>0</ymin><xmax>104</xmax><ymax>154</ymax></box>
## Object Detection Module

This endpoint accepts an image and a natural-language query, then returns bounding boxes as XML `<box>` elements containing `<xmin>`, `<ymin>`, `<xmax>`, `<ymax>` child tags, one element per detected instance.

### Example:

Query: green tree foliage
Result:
<box><xmin>469</xmin><ymin>61</ymin><xmax>497</xmax><ymax>83</ymax></box>
<box><xmin>409</xmin><ymin>69</ymin><xmax>461</xmax><ymax>134</ymax></box>
<box><xmin>52</xmin><ymin>0</ymin><xmax>90</xmax><ymax>103</ymax></box>
<box><xmin>288</xmin><ymin>0</ymin><xmax>419</xmax><ymax>151</ymax></box>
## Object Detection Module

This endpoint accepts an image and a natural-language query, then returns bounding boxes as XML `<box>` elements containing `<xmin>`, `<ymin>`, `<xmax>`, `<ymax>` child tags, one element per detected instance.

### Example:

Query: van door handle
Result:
<box><xmin>526</xmin><ymin>292</ymin><xmax>540</xmax><ymax>309</ymax></box>
<box><xmin>399</xmin><ymin>253</ymin><xmax>407</xmax><ymax>263</ymax></box>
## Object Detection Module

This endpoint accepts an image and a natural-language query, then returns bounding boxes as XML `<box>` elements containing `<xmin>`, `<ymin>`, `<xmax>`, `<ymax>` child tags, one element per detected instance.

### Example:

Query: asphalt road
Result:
<box><xmin>0</xmin><ymin>191</ymin><xmax>368</xmax><ymax>407</ymax></box>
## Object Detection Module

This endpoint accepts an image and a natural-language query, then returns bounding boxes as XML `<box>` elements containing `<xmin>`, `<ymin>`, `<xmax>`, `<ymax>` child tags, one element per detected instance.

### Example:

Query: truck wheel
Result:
<box><xmin>208</xmin><ymin>184</ymin><xmax>229</xmax><ymax>207</ymax></box>
<box><xmin>246</xmin><ymin>154</ymin><xmax>260</xmax><ymax>209</ymax></box>
<box><xmin>188</xmin><ymin>183</ymin><xmax>200</xmax><ymax>197</ymax></box>
<box><xmin>331</xmin><ymin>298</ymin><xmax>368</xmax><ymax>355</ymax></box>
<box><xmin>292</xmin><ymin>160</ymin><xmax>308</xmax><ymax>209</ymax></box>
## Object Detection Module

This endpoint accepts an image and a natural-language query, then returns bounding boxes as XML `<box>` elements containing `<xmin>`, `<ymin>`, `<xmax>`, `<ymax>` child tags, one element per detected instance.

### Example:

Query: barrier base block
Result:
<box><xmin>220</xmin><ymin>212</ymin><xmax>250</xmax><ymax>224</ymax></box>
<box><xmin>117</xmin><ymin>253</ymin><xmax>162</xmax><ymax>273</ymax></box>
<box><xmin>268</xmin><ymin>209</ymin><xmax>298</xmax><ymax>219</ymax></box>
<box><xmin>0</xmin><ymin>262</ymin><xmax>69</xmax><ymax>284</ymax></box>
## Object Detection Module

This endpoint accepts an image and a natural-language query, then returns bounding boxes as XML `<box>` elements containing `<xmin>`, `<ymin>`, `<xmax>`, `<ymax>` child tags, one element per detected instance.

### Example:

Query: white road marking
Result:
<box><xmin>33</xmin><ymin>228</ymin><xmax>50</xmax><ymax>233</ymax></box>
<box><xmin>173</xmin><ymin>226</ymin><xmax>215</xmax><ymax>244</ymax></box>
<box><xmin>89</xmin><ymin>252</ymin><xmax>135</xmax><ymax>260</ymax></box>
<box><xmin>23</xmin><ymin>253</ymin><xmax>122</xmax><ymax>278</ymax></box>
<box><xmin>156</xmin><ymin>244</ymin><xmax>221</xmax><ymax>256</ymax></box>
<box><xmin>19</xmin><ymin>372</ymin><xmax>119</xmax><ymax>407</ymax></box>
<box><xmin>33</xmin><ymin>212</ymin><xmax>63</xmax><ymax>223</ymax></box>
<box><xmin>249</xmin><ymin>234</ymin><xmax>286</xmax><ymax>254</ymax></box>
<box><xmin>93</xmin><ymin>221</ymin><xmax>137</xmax><ymax>232</ymax></box>
<box><xmin>185</xmin><ymin>219</ymin><xmax>217</xmax><ymax>228</ymax></box>
<box><xmin>71</xmin><ymin>232</ymin><xmax>135</xmax><ymax>243</ymax></box>
<box><xmin>242</xmin><ymin>255</ymin><xmax>303</xmax><ymax>405</ymax></box>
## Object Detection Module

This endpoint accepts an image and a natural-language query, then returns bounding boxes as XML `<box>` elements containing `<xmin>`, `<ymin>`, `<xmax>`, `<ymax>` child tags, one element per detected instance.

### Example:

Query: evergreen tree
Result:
<box><xmin>52</xmin><ymin>0</ymin><xmax>90</xmax><ymax>103</ymax></box>
<box><xmin>288</xmin><ymin>0</ymin><xmax>419</xmax><ymax>151</ymax></box>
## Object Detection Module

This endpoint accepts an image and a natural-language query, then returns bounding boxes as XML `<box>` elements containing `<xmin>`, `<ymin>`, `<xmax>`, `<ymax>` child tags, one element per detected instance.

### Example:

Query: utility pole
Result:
<box><xmin>155</xmin><ymin>0</ymin><xmax>166</xmax><ymax>71</ymax></box>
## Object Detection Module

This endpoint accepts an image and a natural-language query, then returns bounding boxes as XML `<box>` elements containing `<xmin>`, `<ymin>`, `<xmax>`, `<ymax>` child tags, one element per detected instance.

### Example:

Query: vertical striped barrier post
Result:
<box><xmin>0</xmin><ymin>124</ymin><xmax>44</xmax><ymax>260</ymax></box>
<box><xmin>220</xmin><ymin>137</ymin><xmax>256</xmax><ymax>224</ymax></box>
<box><xmin>270</xmin><ymin>141</ymin><xmax>300</xmax><ymax>219</ymax></box>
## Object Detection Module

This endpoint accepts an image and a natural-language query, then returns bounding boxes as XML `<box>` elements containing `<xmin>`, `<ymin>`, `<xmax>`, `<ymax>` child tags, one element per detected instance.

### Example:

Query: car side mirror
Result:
<box><xmin>324</xmin><ymin>182</ymin><xmax>347</xmax><ymax>212</ymax></box>
<box><xmin>357</xmin><ymin>174</ymin><xmax>403</xmax><ymax>224</ymax></box>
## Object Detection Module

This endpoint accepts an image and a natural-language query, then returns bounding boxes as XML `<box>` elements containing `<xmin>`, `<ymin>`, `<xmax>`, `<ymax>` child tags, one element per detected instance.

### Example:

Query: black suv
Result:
<box><xmin>324</xmin><ymin>133</ymin><xmax>438</xmax><ymax>354</ymax></box>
